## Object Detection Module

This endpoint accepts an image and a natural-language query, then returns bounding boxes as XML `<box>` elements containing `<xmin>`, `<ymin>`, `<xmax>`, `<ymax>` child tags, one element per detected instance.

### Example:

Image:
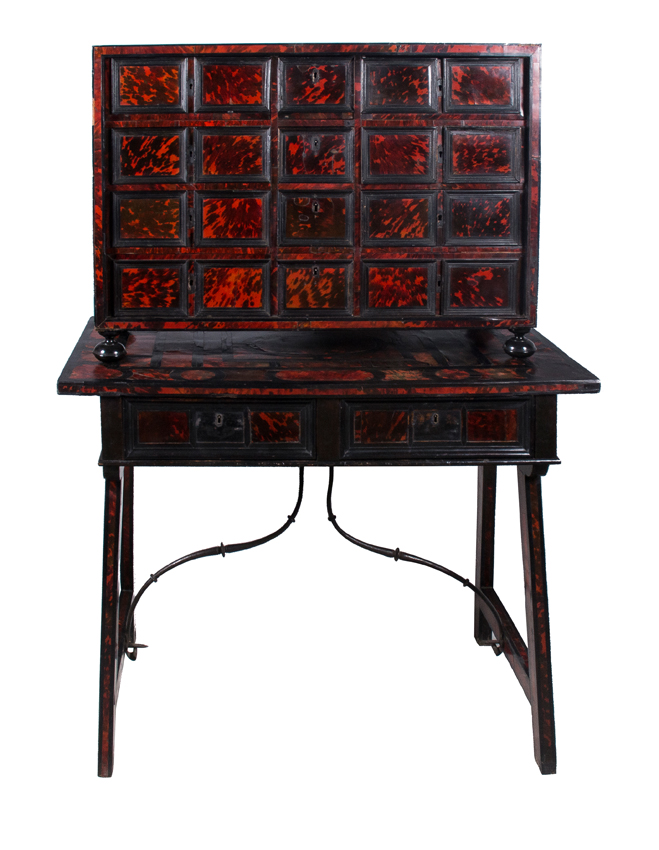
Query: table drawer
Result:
<box><xmin>342</xmin><ymin>400</ymin><xmax>531</xmax><ymax>459</ymax></box>
<box><xmin>126</xmin><ymin>401</ymin><xmax>315</xmax><ymax>460</ymax></box>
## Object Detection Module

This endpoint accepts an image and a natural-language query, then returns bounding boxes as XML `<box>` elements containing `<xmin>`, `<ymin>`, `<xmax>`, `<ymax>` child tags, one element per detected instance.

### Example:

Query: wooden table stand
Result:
<box><xmin>59</xmin><ymin>322</ymin><xmax>598</xmax><ymax>777</ymax></box>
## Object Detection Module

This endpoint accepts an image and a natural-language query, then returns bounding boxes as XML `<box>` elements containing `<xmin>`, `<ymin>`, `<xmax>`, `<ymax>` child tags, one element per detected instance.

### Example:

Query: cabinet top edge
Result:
<box><xmin>93</xmin><ymin>43</ymin><xmax>541</xmax><ymax>57</ymax></box>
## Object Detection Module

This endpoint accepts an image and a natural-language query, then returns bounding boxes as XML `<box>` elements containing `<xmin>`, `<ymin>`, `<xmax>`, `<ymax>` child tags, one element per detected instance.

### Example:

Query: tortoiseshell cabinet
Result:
<box><xmin>93</xmin><ymin>44</ymin><xmax>540</xmax><ymax>359</ymax></box>
<box><xmin>60</xmin><ymin>43</ymin><xmax>602</xmax><ymax>778</ymax></box>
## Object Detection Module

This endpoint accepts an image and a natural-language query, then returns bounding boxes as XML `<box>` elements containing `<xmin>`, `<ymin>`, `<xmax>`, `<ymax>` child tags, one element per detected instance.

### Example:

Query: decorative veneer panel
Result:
<box><xmin>194</xmin><ymin>128</ymin><xmax>270</xmax><ymax>183</ymax></box>
<box><xmin>279</xmin><ymin>59</ymin><xmax>353</xmax><ymax>111</ymax></box>
<box><xmin>362</xmin><ymin>192</ymin><xmax>436</xmax><ymax>246</ymax></box>
<box><xmin>362</xmin><ymin>128</ymin><xmax>437</xmax><ymax>184</ymax></box>
<box><xmin>111</xmin><ymin>57</ymin><xmax>187</xmax><ymax>114</ymax></box>
<box><xmin>112</xmin><ymin>193</ymin><xmax>187</xmax><ymax>247</ymax></box>
<box><xmin>195</xmin><ymin>192</ymin><xmax>269</xmax><ymax>246</ymax></box>
<box><xmin>444</xmin><ymin>128</ymin><xmax>522</xmax><ymax>184</ymax></box>
<box><xmin>279</xmin><ymin>263</ymin><xmax>352</xmax><ymax>316</ymax></box>
<box><xmin>112</xmin><ymin>129</ymin><xmax>187</xmax><ymax>184</ymax></box>
<box><xmin>280</xmin><ymin>130</ymin><xmax>353</xmax><ymax>182</ymax></box>
<box><xmin>194</xmin><ymin>58</ymin><xmax>271</xmax><ymax>112</ymax></box>
<box><xmin>444</xmin><ymin>59</ymin><xmax>522</xmax><ymax>114</ymax></box>
<box><xmin>362</xmin><ymin>58</ymin><xmax>438</xmax><ymax>113</ymax></box>
<box><xmin>444</xmin><ymin>192</ymin><xmax>521</xmax><ymax>246</ymax></box>
<box><xmin>278</xmin><ymin>192</ymin><xmax>354</xmax><ymax>246</ymax></box>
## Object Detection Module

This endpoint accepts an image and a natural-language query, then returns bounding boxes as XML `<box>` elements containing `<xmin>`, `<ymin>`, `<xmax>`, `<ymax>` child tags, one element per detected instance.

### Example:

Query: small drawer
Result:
<box><xmin>279</xmin><ymin>262</ymin><xmax>352</xmax><ymax>316</ymax></box>
<box><xmin>443</xmin><ymin>128</ymin><xmax>522</xmax><ymax>184</ymax></box>
<box><xmin>111</xmin><ymin>57</ymin><xmax>187</xmax><ymax>114</ymax></box>
<box><xmin>279</xmin><ymin>59</ymin><xmax>352</xmax><ymax>112</ymax></box>
<box><xmin>362</xmin><ymin>192</ymin><xmax>436</xmax><ymax>247</ymax></box>
<box><xmin>194</xmin><ymin>128</ymin><xmax>270</xmax><ymax>183</ymax></box>
<box><xmin>127</xmin><ymin>402</ymin><xmax>315</xmax><ymax>460</ymax></box>
<box><xmin>362</xmin><ymin>58</ymin><xmax>438</xmax><ymax>113</ymax></box>
<box><xmin>362</xmin><ymin>128</ymin><xmax>437</xmax><ymax>184</ymax></box>
<box><xmin>441</xmin><ymin>260</ymin><xmax>520</xmax><ymax>317</ymax></box>
<box><xmin>112</xmin><ymin>192</ymin><xmax>187</xmax><ymax>248</ymax></box>
<box><xmin>194</xmin><ymin>58</ymin><xmax>270</xmax><ymax>112</ymax></box>
<box><xmin>278</xmin><ymin>192</ymin><xmax>353</xmax><ymax>246</ymax></box>
<box><xmin>112</xmin><ymin>129</ymin><xmax>187</xmax><ymax>184</ymax></box>
<box><xmin>195</xmin><ymin>192</ymin><xmax>269</xmax><ymax>247</ymax></box>
<box><xmin>280</xmin><ymin>130</ymin><xmax>353</xmax><ymax>182</ymax></box>
<box><xmin>443</xmin><ymin>59</ymin><xmax>522</xmax><ymax>114</ymax></box>
<box><xmin>342</xmin><ymin>401</ymin><xmax>530</xmax><ymax>459</ymax></box>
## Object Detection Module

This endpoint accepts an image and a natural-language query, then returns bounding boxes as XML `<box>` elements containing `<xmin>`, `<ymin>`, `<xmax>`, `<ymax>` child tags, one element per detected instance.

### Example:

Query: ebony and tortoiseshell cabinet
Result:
<box><xmin>59</xmin><ymin>43</ymin><xmax>599</xmax><ymax>777</ymax></box>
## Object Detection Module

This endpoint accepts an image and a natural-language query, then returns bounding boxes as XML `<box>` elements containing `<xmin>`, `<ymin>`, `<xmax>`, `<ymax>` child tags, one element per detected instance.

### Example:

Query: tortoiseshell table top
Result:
<box><xmin>58</xmin><ymin>318</ymin><xmax>599</xmax><ymax>398</ymax></box>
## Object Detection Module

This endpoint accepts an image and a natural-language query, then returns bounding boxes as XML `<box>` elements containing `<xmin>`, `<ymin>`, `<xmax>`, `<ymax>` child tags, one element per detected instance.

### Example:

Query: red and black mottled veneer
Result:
<box><xmin>92</xmin><ymin>44</ymin><xmax>543</xmax><ymax>361</ymax></box>
<box><xmin>63</xmin><ymin>44</ymin><xmax>600</xmax><ymax>779</ymax></box>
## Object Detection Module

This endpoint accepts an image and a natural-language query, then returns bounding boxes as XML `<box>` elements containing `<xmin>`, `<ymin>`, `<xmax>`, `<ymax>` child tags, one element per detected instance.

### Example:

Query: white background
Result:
<box><xmin>2</xmin><ymin>1</ymin><xmax>656</xmax><ymax>847</ymax></box>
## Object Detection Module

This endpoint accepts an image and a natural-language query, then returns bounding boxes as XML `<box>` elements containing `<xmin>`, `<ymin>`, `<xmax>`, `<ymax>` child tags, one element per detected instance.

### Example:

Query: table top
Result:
<box><xmin>58</xmin><ymin>319</ymin><xmax>599</xmax><ymax>399</ymax></box>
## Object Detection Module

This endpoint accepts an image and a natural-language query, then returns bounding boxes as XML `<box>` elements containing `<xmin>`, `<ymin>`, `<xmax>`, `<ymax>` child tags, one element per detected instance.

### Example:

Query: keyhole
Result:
<box><xmin>312</xmin><ymin>266</ymin><xmax>319</xmax><ymax>277</ymax></box>
<box><xmin>311</xmin><ymin>68</ymin><xmax>319</xmax><ymax>84</ymax></box>
<box><xmin>432</xmin><ymin>413</ymin><xmax>439</xmax><ymax>425</ymax></box>
<box><xmin>214</xmin><ymin>413</ymin><xmax>224</xmax><ymax>428</ymax></box>
<box><xmin>312</xmin><ymin>136</ymin><xmax>320</xmax><ymax>152</ymax></box>
<box><xmin>312</xmin><ymin>201</ymin><xmax>320</xmax><ymax>214</ymax></box>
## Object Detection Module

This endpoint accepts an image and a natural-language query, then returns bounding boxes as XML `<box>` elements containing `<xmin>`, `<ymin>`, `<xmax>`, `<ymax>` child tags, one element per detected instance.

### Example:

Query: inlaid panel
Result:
<box><xmin>250</xmin><ymin>410</ymin><xmax>301</xmax><ymax>442</ymax></box>
<box><xmin>111</xmin><ymin>57</ymin><xmax>187</xmax><ymax>113</ymax></box>
<box><xmin>342</xmin><ymin>401</ymin><xmax>530</xmax><ymax>459</ymax></box>
<box><xmin>279</xmin><ymin>263</ymin><xmax>351</xmax><ymax>315</ymax></box>
<box><xmin>362</xmin><ymin>129</ymin><xmax>437</xmax><ymax>183</ymax></box>
<box><xmin>194</xmin><ymin>58</ymin><xmax>270</xmax><ymax>112</ymax></box>
<box><xmin>354</xmin><ymin>409</ymin><xmax>408</xmax><ymax>444</ymax></box>
<box><xmin>194</xmin><ymin>128</ymin><xmax>270</xmax><ymax>182</ymax></box>
<box><xmin>195</xmin><ymin>192</ymin><xmax>269</xmax><ymax>246</ymax></box>
<box><xmin>444</xmin><ymin>128</ymin><xmax>522</xmax><ymax>184</ymax></box>
<box><xmin>362</xmin><ymin>192</ymin><xmax>436</xmax><ymax>246</ymax></box>
<box><xmin>362</xmin><ymin>59</ymin><xmax>438</xmax><ymax>113</ymax></box>
<box><xmin>114</xmin><ymin>262</ymin><xmax>188</xmax><ymax>316</ymax></box>
<box><xmin>280</xmin><ymin>130</ymin><xmax>353</xmax><ymax>182</ymax></box>
<box><xmin>444</xmin><ymin>192</ymin><xmax>521</xmax><ymax>246</ymax></box>
<box><xmin>444</xmin><ymin>59</ymin><xmax>521</xmax><ymax>114</ymax></box>
<box><xmin>443</xmin><ymin>261</ymin><xmax>519</xmax><ymax>316</ymax></box>
<box><xmin>127</xmin><ymin>402</ymin><xmax>315</xmax><ymax>459</ymax></box>
<box><xmin>278</xmin><ymin>192</ymin><xmax>353</xmax><ymax>246</ymax></box>
<box><xmin>466</xmin><ymin>408</ymin><xmax>519</xmax><ymax>442</ymax></box>
<box><xmin>112</xmin><ymin>129</ymin><xmax>187</xmax><ymax>184</ymax></box>
<box><xmin>279</xmin><ymin>60</ymin><xmax>352</xmax><ymax>111</ymax></box>
<box><xmin>197</xmin><ymin>262</ymin><xmax>270</xmax><ymax>316</ymax></box>
<box><xmin>137</xmin><ymin>410</ymin><xmax>190</xmax><ymax>444</ymax></box>
<box><xmin>112</xmin><ymin>193</ymin><xmax>187</xmax><ymax>247</ymax></box>
<box><xmin>362</xmin><ymin>262</ymin><xmax>435</xmax><ymax>316</ymax></box>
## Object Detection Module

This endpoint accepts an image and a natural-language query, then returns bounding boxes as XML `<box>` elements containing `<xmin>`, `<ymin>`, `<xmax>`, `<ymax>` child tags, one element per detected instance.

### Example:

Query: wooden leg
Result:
<box><xmin>98</xmin><ymin>466</ymin><xmax>123</xmax><ymax>778</ymax></box>
<box><xmin>518</xmin><ymin>464</ymin><xmax>557</xmax><ymax>775</ymax></box>
<box><xmin>117</xmin><ymin>466</ymin><xmax>134</xmax><ymax>684</ymax></box>
<box><xmin>474</xmin><ymin>465</ymin><xmax>497</xmax><ymax>644</ymax></box>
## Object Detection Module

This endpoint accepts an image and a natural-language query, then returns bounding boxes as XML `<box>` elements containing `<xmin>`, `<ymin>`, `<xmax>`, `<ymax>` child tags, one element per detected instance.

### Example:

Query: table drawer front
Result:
<box><xmin>342</xmin><ymin>401</ymin><xmax>531</xmax><ymax>459</ymax></box>
<box><xmin>127</xmin><ymin>402</ymin><xmax>315</xmax><ymax>460</ymax></box>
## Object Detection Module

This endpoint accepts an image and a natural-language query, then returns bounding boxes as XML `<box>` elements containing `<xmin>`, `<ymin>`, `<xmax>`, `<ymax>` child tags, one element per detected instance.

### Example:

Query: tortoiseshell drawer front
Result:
<box><xmin>126</xmin><ymin>402</ymin><xmax>315</xmax><ymax>460</ymax></box>
<box><xmin>342</xmin><ymin>401</ymin><xmax>531</xmax><ymax>459</ymax></box>
<box><xmin>278</xmin><ymin>59</ymin><xmax>353</xmax><ymax>112</ymax></box>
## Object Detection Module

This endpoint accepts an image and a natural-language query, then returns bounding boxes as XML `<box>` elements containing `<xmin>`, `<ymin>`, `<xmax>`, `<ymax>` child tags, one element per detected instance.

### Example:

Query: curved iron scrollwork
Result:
<box><xmin>123</xmin><ymin>467</ymin><xmax>305</xmax><ymax>660</ymax></box>
<box><xmin>325</xmin><ymin>466</ymin><xmax>516</xmax><ymax>659</ymax></box>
